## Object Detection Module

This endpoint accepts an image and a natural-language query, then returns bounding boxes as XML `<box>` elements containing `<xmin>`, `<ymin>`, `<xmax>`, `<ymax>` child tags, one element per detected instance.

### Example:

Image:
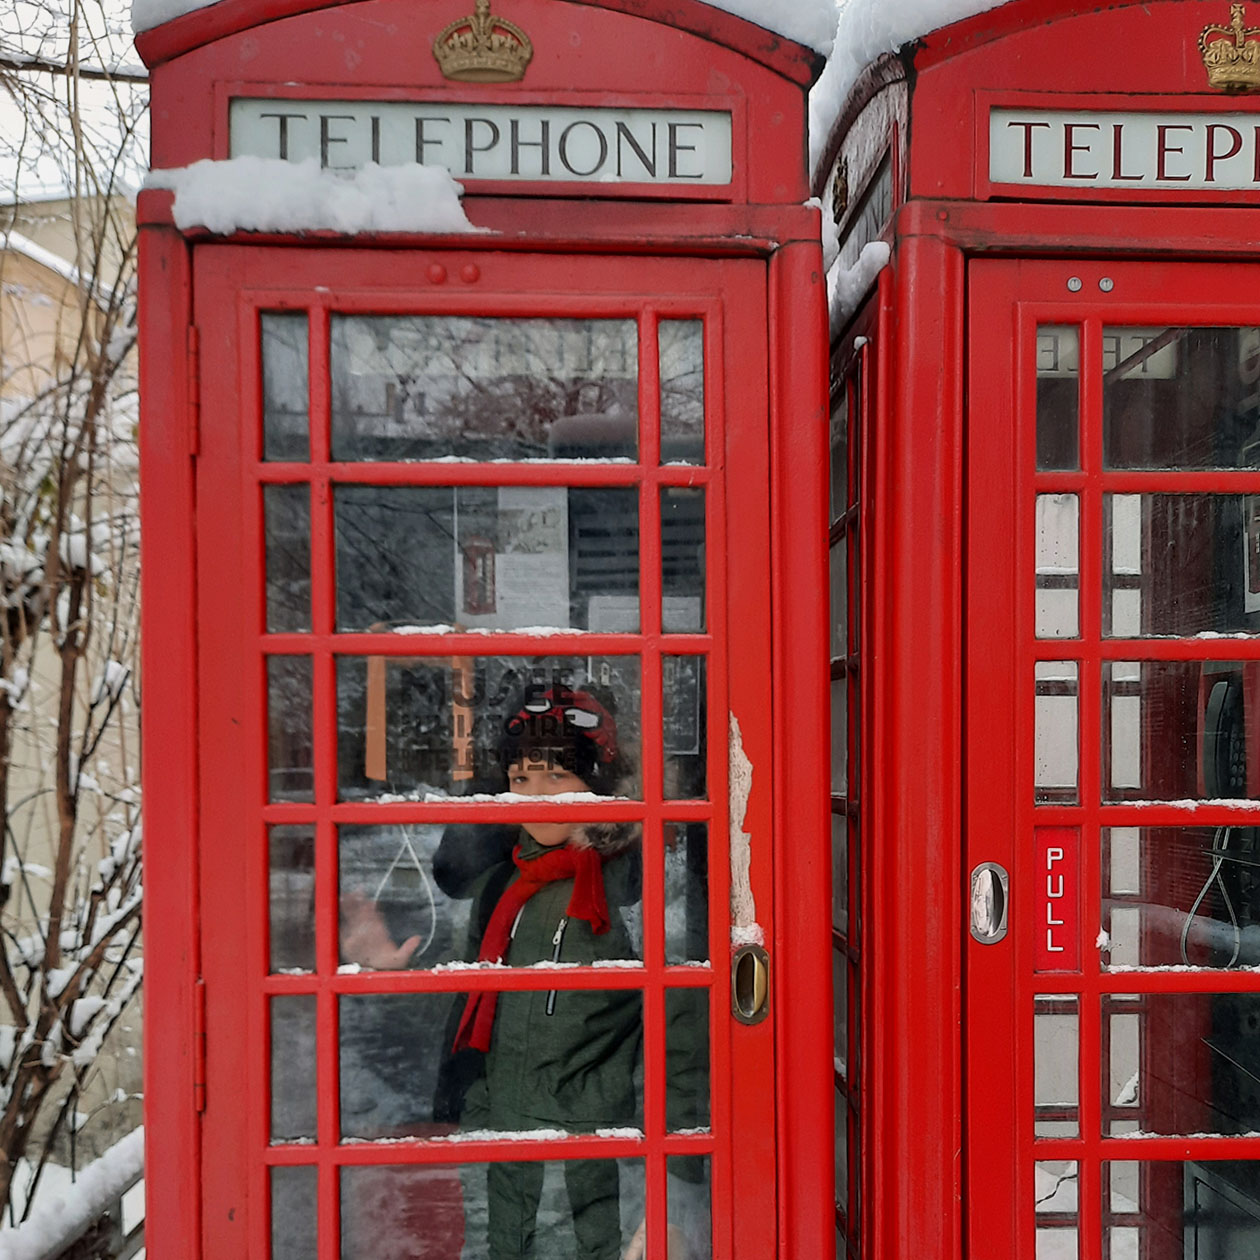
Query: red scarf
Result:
<box><xmin>452</xmin><ymin>843</ymin><xmax>610</xmax><ymax>1053</ymax></box>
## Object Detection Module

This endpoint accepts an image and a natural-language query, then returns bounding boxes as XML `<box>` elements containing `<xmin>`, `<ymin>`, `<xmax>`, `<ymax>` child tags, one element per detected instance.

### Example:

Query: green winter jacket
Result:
<box><xmin>461</xmin><ymin>831</ymin><xmax>643</xmax><ymax>1133</ymax></box>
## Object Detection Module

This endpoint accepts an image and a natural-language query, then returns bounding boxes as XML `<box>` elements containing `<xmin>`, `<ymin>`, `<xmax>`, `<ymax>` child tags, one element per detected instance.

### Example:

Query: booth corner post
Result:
<box><xmin>819</xmin><ymin>1</ymin><xmax>1260</xmax><ymax>1258</ymax></box>
<box><xmin>134</xmin><ymin>1</ymin><xmax>832</xmax><ymax>1257</ymax></box>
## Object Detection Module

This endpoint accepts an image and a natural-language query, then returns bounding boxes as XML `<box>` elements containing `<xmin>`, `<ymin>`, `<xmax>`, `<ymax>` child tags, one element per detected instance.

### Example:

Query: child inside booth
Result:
<box><xmin>340</xmin><ymin>683</ymin><xmax>709</xmax><ymax>1260</ymax></box>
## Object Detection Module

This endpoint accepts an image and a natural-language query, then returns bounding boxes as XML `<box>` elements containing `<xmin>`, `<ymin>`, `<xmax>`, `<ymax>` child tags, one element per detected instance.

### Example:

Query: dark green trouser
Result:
<box><xmin>486</xmin><ymin>1159</ymin><xmax>620</xmax><ymax>1260</ymax></box>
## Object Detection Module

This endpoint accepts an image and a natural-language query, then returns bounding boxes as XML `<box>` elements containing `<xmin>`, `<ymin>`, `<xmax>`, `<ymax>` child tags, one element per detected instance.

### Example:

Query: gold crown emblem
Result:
<box><xmin>433</xmin><ymin>0</ymin><xmax>533</xmax><ymax>83</ymax></box>
<box><xmin>1201</xmin><ymin>4</ymin><xmax>1260</xmax><ymax>92</ymax></box>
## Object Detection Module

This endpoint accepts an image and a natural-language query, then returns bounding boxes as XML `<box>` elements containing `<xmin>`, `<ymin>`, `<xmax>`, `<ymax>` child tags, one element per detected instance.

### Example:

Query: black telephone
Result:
<box><xmin>1204</xmin><ymin>674</ymin><xmax>1251</xmax><ymax>799</ymax></box>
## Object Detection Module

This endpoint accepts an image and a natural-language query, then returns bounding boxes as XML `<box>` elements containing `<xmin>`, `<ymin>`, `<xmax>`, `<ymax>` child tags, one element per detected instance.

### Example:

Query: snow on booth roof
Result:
<box><xmin>130</xmin><ymin>0</ymin><xmax>837</xmax><ymax>53</ymax></box>
<box><xmin>809</xmin><ymin>0</ymin><xmax>1012</xmax><ymax>176</ymax></box>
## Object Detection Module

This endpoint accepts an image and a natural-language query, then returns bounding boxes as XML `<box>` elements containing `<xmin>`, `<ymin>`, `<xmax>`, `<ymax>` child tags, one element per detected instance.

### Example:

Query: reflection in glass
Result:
<box><xmin>831</xmin><ymin>387</ymin><xmax>849</xmax><ymax>520</ymax></box>
<box><xmin>660</xmin><ymin>319</ymin><xmax>704</xmax><ymax>464</ymax></box>
<box><xmin>269</xmin><ymin>655</ymin><xmax>314</xmax><ymax>802</ymax></box>
<box><xmin>836</xmin><ymin>1089</ymin><xmax>849</xmax><ymax>1214</ymax></box>
<box><xmin>337</xmin><ymin>656</ymin><xmax>642</xmax><ymax>800</ymax></box>
<box><xmin>832</xmin><ymin>676</ymin><xmax>848</xmax><ymax>795</ymax></box>
<box><xmin>1105</xmin><ymin>992</ymin><xmax>1260</xmax><ymax>1136</ymax></box>
<box><xmin>343</xmin><ymin>1160</ymin><xmax>646</xmax><ymax>1260</ymax></box>
<box><xmin>663</xmin><ymin>656</ymin><xmax>706</xmax><ymax>800</ymax></box>
<box><xmin>668</xmin><ymin>1155</ymin><xmax>712</xmax><ymax>1259</ymax></box>
<box><xmin>1106</xmin><ymin>1160</ymin><xmax>1260</xmax><ymax>1258</ymax></box>
<box><xmin>1035</xmin><ymin>662</ymin><xmax>1078</xmax><ymax>804</ymax></box>
<box><xmin>1104</xmin><ymin>660</ymin><xmax>1260</xmax><ymax>802</ymax></box>
<box><xmin>1104</xmin><ymin>326</ymin><xmax>1260</xmax><ymax>470</ymax></box>
<box><xmin>1035</xmin><ymin>996</ymin><xmax>1079</xmax><ymax>1138</ymax></box>
<box><xmin>661</xmin><ymin>488</ymin><xmax>705</xmax><ymax>632</ymax></box>
<box><xmin>834</xmin><ymin>951</ymin><xmax>848</xmax><ymax>1082</ymax></box>
<box><xmin>1036</xmin><ymin>325</ymin><xmax>1079</xmax><ymax>471</ymax></box>
<box><xmin>1103</xmin><ymin>826</ymin><xmax>1260</xmax><ymax>969</ymax></box>
<box><xmin>1034</xmin><ymin>1161</ymin><xmax>1078</xmax><ymax>1260</ymax></box>
<box><xmin>335</xmin><ymin>486</ymin><xmax>639</xmax><ymax>633</ymax></box>
<box><xmin>666</xmin><ymin>988</ymin><xmax>710</xmax><ymax>1132</ymax></box>
<box><xmin>831</xmin><ymin>542</ymin><xmax>849</xmax><ymax>663</ymax></box>
<box><xmin>272</xmin><ymin>1166</ymin><xmax>317</xmax><ymax>1260</ymax></box>
<box><xmin>265</xmin><ymin>484</ymin><xmax>311</xmax><ymax>634</ymax></box>
<box><xmin>271</xmin><ymin>995</ymin><xmax>317</xmax><ymax>1142</ymax></box>
<box><xmin>262</xmin><ymin>312</ymin><xmax>309</xmax><ymax>462</ymax></box>
<box><xmin>270</xmin><ymin>825</ymin><xmax>315</xmax><ymax>973</ymax></box>
<box><xmin>1036</xmin><ymin>494</ymin><xmax>1078</xmax><ymax>639</ymax></box>
<box><xmin>664</xmin><ymin>822</ymin><xmax>709</xmax><ymax>964</ymax></box>
<box><xmin>832</xmin><ymin>814</ymin><xmax>848</xmax><ymax>935</ymax></box>
<box><xmin>330</xmin><ymin>316</ymin><xmax>638</xmax><ymax>462</ymax></box>
<box><xmin>1105</xmin><ymin>493</ymin><xmax>1260</xmax><ymax>636</ymax></box>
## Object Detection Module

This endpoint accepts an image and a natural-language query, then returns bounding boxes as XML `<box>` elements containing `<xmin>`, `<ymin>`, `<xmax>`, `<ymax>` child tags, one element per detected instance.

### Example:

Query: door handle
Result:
<box><xmin>732</xmin><ymin>944</ymin><xmax>770</xmax><ymax>1024</ymax></box>
<box><xmin>970</xmin><ymin>862</ymin><xmax>1010</xmax><ymax>945</ymax></box>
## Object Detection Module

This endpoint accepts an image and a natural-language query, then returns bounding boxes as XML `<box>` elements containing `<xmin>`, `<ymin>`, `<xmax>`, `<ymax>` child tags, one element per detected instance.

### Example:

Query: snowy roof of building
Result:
<box><xmin>1</xmin><ymin>230</ymin><xmax>84</xmax><ymax>289</ymax></box>
<box><xmin>132</xmin><ymin>0</ymin><xmax>837</xmax><ymax>53</ymax></box>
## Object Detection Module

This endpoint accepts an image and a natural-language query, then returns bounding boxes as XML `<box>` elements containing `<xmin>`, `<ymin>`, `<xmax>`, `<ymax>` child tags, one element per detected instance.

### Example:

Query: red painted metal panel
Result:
<box><xmin>139</xmin><ymin>220</ymin><xmax>204</xmax><ymax>1259</ymax></box>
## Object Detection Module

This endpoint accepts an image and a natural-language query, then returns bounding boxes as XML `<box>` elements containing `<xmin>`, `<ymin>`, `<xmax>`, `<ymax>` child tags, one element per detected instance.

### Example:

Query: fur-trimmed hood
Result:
<box><xmin>567</xmin><ymin>820</ymin><xmax>640</xmax><ymax>858</ymax></box>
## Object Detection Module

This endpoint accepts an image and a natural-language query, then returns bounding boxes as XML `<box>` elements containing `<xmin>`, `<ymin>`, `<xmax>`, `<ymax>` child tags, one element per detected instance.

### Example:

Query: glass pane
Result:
<box><xmin>663</xmin><ymin>656</ymin><xmax>705</xmax><ymax>800</ymax></box>
<box><xmin>335</xmin><ymin>486</ymin><xmax>639</xmax><ymax>633</ymax></box>
<box><xmin>833</xmin><ymin>950</ymin><xmax>849</xmax><ymax>1081</ymax></box>
<box><xmin>661</xmin><ymin>488</ymin><xmax>705</xmax><ymax>632</ymax></box>
<box><xmin>269</xmin><ymin>655</ymin><xmax>314</xmax><ymax>802</ymax></box>
<box><xmin>271</xmin><ymin>1166</ymin><xmax>318</xmax><ymax>1260</ymax></box>
<box><xmin>1107</xmin><ymin>1161</ymin><xmax>1260</xmax><ymax>1258</ymax></box>
<box><xmin>331</xmin><ymin>316</ymin><xmax>638</xmax><ymax>462</ymax></box>
<box><xmin>666</xmin><ymin>987</ymin><xmax>710</xmax><ymax>1132</ymax></box>
<box><xmin>1035</xmin><ymin>1161</ymin><xmax>1078</xmax><ymax>1260</ymax></box>
<box><xmin>1105</xmin><ymin>493</ymin><xmax>1260</xmax><ymax>637</ymax></box>
<box><xmin>668</xmin><ymin>1155</ymin><xmax>711</xmax><ymax>1260</ymax></box>
<box><xmin>664</xmin><ymin>822</ymin><xmax>709</xmax><ymax>964</ymax></box>
<box><xmin>1104</xmin><ymin>326</ymin><xmax>1260</xmax><ymax>469</ymax></box>
<box><xmin>271</xmin><ymin>994</ymin><xmax>317</xmax><ymax>1142</ymax></box>
<box><xmin>1035</xmin><ymin>995</ymin><xmax>1079</xmax><ymax>1138</ymax></box>
<box><xmin>660</xmin><ymin>319</ymin><xmax>704</xmax><ymax>464</ymax></box>
<box><xmin>836</xmin><ymin>1089</ymin><xmax>849</xmax><ymax>1214</ymax></box>
<box><xmin>265</xmin><ymin>484</ymin><xmax>311</xmax><ymax>634</ymax></box>
<box><xmin>270</xmin><ymin>824</ymin><xmax>315</xmax><ymax>973</ymax></box>
<box><xmin>830</xmin><ymin>541</ymin><xmax>848</xmax><ymax>660</ymax></box>
<box><xmin>830</xmin><ymin>385</ymin><xmax>849</xmax><ymax>519</ymax></box>
<box><xmin>1103</xmin><ymin>660</ymin><xmax>1260</xmax><ymax>802</ymax></box>
<box><xmin>337</xmin><ymin>657</ymin><xmax>641</xmax><ymax>800</ymax></box>
<box><xmin>262</xmin><ymin>312</ymin><xmax>309</xmax><ymax>462</ymax></box>
<box><xmin>341</xmin><ymin>989</ymin><xmax>643</xmax><ymax>1140</ymax></box>
<box><xmin>832</xmin><ymin>676</ymin><xmax>848</xmax><ymax>795</ymax></box>
<box><xmin>832</xmin><ymin>814</ymin><xmax>848</xmax><ymax>935</ymax></box>
<box><xmin>1105</xmin><ymin>991</ymin><xmax>1260</xmax><ymax>1135</ymax></box>
<box><xmin>1036</xmin><ymin>325</ymin><xmax>1079</xmax><ymax>471</ymax></box>
<box><xmin>339</xmin><ymin>820</ymin><xmax>642</xmax><ymax>973</ymax></box>
<box><xmin>1036</xmin><ymin>494</ymin><xmax>1079</xmax><ymax>639</ymax></box>
<box><xmin>1036</xmin><ymin>662</ymin><xmax>1078</xmax><ymax>804</ymax></box>
<box><xmin>1103</xmin><ymin>826</ymin><xmax>1260</xmax><ymax>969</ymax></box>
<box><xmin>341</xmin><ymin>1160</ymin><xmax>645</xmax><ymax>1260</ymax></box>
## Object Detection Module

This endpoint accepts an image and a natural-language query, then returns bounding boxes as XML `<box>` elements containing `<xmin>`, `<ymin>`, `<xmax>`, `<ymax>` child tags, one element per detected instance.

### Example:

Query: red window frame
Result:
<box><xmin>191</xmin><ymin>246</ymin><xmax>778</xmax><ymax>1258</ymax></box>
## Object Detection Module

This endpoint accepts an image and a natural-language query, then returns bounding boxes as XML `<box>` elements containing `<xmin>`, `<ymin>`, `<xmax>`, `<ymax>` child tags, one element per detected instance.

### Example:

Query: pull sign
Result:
<box><xmin>1035</xmin><ymin>828</ymin><xmax>1080</xmax><ymax>972</ymax></box>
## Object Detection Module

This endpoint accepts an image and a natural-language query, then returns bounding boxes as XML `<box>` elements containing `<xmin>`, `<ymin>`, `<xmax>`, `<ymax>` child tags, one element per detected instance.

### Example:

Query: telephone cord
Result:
<box><xmin>1179</xmin><ymin>826</ymin><xmax>1241</xmax><ymax>968</ymax></box>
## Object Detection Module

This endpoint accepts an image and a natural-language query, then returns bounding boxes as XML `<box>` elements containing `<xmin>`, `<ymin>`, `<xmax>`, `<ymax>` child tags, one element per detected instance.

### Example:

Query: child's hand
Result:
<box><xmin>339</xmin><ymin>891</ymin><xmax>421</xmax><ymax>969</ymax></box>
<box><xmin>622</xmin><ymin>1220</ymin><xmax>688</xmax><ymax>1260</ymax></box>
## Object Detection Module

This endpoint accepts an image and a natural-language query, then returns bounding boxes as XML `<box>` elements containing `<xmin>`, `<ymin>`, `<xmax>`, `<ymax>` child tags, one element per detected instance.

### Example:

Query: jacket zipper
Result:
<box><xmin>546</xmin><ymin>916</ymin><xmax>568</xmax><ymax>1016</ymax></box>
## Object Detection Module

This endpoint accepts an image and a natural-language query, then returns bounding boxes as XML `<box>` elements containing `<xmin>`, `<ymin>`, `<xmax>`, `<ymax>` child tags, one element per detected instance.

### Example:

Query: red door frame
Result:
<box><xmin>136</xmin><ymin>235</ymin><xmax>833</xmax><ymax>1257</ymax></box>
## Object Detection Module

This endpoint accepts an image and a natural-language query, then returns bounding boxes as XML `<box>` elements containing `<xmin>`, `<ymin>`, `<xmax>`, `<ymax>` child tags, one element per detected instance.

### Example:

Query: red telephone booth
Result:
<box><xmin>821</xmin><ymin>1</ymin><xmax>1260</xmax><ymax>1257</ymax></box>
<box><xmin>135</xmin><ymin>1</ymin><xmax>832</xmax><ymax>1257</ymax></box>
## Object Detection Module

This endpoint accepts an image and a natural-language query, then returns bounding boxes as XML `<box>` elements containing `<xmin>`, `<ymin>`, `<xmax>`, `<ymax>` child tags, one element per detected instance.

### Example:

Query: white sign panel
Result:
<box><xmin>991</xmin><ymin>108</ymin><xmax>1260</xmax><ymax>190</ymax></box>
<box><xmin>230</xmin><ymin>98</ymin><xmax>733</xmax><ymax>186</ymax></box>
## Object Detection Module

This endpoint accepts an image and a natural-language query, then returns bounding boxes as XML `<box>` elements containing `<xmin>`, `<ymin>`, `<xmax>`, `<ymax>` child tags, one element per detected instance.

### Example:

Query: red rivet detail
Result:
<box><xmin>461</xmin><ymin>264</ymin><xmax>481</xmax><ymax>284</ymax></box>
<box><xmin>428</xmin><ymin>264</ymin><xmax>448</xmax><ymax>284</ymax></box>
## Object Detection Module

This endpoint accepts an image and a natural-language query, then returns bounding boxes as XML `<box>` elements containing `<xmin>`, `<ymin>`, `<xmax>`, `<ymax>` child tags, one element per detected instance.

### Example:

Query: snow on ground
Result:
<box><xmin>133</xmin><ymin>0</ymin><xmax>837</xmax><ymax>50</ymax></box>
<box><xmin>810</xmin><ymin>0</ymin><xmax>1013</xmax><ymax>175</ymax></box>
<box><xmin>0</xmin><ymin>1128</ymin><xmax>144</xmax><ymax>1260</ymax></box>
<box><xmin>146</xmin><ymin>156</ymin><xmax>484</xmax><ymax>235</ymax></box>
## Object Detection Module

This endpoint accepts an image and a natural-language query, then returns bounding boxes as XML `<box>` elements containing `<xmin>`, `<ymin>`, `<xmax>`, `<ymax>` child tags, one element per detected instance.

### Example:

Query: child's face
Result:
<box><xmin>507</xmin><ymin>758</ymin><xmax>591</xmax><ymax>847</ymax></box>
